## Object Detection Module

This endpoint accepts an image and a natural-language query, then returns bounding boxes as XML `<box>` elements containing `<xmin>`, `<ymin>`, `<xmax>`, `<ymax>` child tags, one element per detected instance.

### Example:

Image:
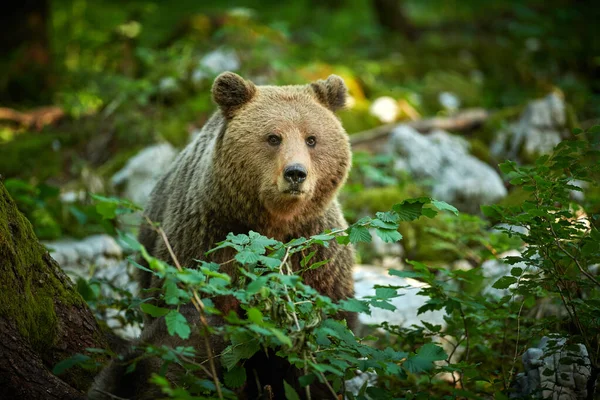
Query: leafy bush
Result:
<box><xmin>56</xmin><ymin>127</ymin><xmax>599</xmax><ymax>399</ymax></box>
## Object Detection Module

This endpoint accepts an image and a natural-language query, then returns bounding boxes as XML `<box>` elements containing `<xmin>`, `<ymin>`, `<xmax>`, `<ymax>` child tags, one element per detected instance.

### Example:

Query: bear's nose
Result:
<box><xmin>284</xmin><ymin>164</ymin><xmax>307</xmax><ymax>184</ymax></box>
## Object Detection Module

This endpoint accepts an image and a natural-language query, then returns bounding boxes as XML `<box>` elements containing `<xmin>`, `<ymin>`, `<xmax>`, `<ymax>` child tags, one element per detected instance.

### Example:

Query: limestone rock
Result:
<box><xmin>390</xmin><ymin>126</ymin><xmax>507</xmax><ymax>213</ymax></box>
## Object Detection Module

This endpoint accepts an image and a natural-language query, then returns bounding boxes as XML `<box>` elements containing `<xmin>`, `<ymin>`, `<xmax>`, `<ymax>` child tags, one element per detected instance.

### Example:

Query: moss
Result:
<box><xmin>339</xmin><ymin>106</ymin><xmax>381</xmax><ymax>134</ymax></box>
<box><xmin>0</xmin><ymin>132</ymin><xmax>65</xmax><ymax>180</ymax></box>
<box><xmin>496</xmin><ymin>187</ymin><xmax>531</xmax><ymax>208</ymax></box>
<box><xmin>468</xmin><ymin>137</ymin><xmax>494</xmax><ymax>165</ymax></box>
<box><xmin>0</xmin><ymin>182</ymin><xmax>84</xmax><ymax>355</ymax></box>
<box><xmin>477</xmin><ymin>105</ymin><xmax>524</xmax><ymax>144</ymax></box>
<box><xmin>96</xmin><ymin>146</ymin><xmax>144</xmax><ymax>180</ymax></box>
<box><xmin>341</xmin><ymin>184</ymin><xmax>425</xmax><ymax>223</ymax></box>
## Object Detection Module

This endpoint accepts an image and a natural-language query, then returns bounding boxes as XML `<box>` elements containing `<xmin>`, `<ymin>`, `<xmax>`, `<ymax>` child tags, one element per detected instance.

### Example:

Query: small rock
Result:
<box><xmin>390</xmin><ymin>126</ymin><xmax>507</xmax><ymax>213</ymax></box>
<box><xmin>192</xmin><ymin>48</ymin><xmax>241</xmax><ymax>84</ymax></box>
<box><xmin>111</xmin><ymin>143</ymin><xmax>178</xmax><ymax>207</ymax></box>
<box><xmin>438</xmin><ymin>92</ymin><xmax>461</xmax><ymax>112</ymax></box>
<box><xmin>492</xmin><ymin>93</ymin><xmax>568</xmax><ymax>162</ymax></box>
<box><xmin>353</xmin><ymin>265</ymin><xmax>446</xmax><ymax>329</ymax></box>
<box><xmin>511</xmin><ymin>336</ymin><xmax>591</xmax><ymax>399</ymax></box>
<box><xmin>345</xmin><ymin>371</ymin><xmax>378</xmax><ymax>399</ymax></box>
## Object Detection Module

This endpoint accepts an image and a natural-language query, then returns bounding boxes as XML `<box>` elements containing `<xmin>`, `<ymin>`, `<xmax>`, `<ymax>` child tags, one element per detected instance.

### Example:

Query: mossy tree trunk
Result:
<box><xmin>0</xmin><ymin>181</ymin><xmax>109</xmax><ymax>399</ymax></box>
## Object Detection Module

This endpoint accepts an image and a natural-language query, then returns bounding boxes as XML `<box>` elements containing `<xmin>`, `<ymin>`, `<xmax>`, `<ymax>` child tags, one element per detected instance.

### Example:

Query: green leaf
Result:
<box><xmin>510</xmin><ymin>267</ymin><xmax>523</xmax><ymax>277</ymax></box>
<box><xmin>311</xmin><ymin>234</ymin><xmax>335</xmax><ymax>241</ymax></box>
<box><xmin>247</xmin><ymin>307</ymin><xmax>264</xmax><ymax>325</ymax></box>
<box><xmin>370</xmin><ymin>300</ymin><xmax>397</xmax><ymax>311</ymax></box>
<box><xmin>393</xmin><ymin>199</ymin><xmax>427</xmax><ymax>221</ymax></box>
<box><xmin>259</xmin><ymin>255</ymin><xmax>282</xmax><ymax>268</ymax></box>
<box><xmin>349</xmin><ymin>226</ymin><xmax>372</xmax><ymax>244</ymax></box>
<box><xmin>165</xmin><ymin>310</ymin><xmax>191</xmax><ymax>339</ymax></box>
<box><xmin>376</xmin><ymin>211</ymin><xmax>400</xmax><ymax>223</ymax></box>
<box><xmin>309</xmin><ymin>259</ymin><xmax>330</xmax><ymax>270</ymax></box>
<box><xmin>300</xmin><ymin>250</ymin><xmax>317</xmax><ymax>268</ymax></box>
<box><xmin>339</xmin><ymin>298</ymin><xmax>371</xmax><ymax>314</ymax></box>
<box><xmin>270</xmin><ymin>328</ymin><xmax>292</xmax><ymax>347</ymax></box>
<box><xmin>499</xmin><ymin>160</ymin><xmax>517</xmax><ymax>175</ymax></box>
<box><xmin>52</xmin><ymin>354</ymin><xmax>91</xmax><ymax>375</ymax></box>
<box><xmin>375</xmin><ymin>228</ymin><xmax>402</xmax><ymax>243</ymax></box>
<box><xmin>375</xmin><ymin>287</ymin><xmax>399</xmax><ymax>299</ymax></box>
<box><xmin>235</xmin><ymin>250</ymin><xmax>260</xmax><ymax>265</ymax></box>
<box><xmin>140</xmin><ymin>303</ymin><xmax>170</xmax><ymax>318</ymax></box>
<box><xmin>403</xmin><ymin>343</ymin><xmax>447</xmax><ymax>373</ymax></box>
<box><xmin>370</xmin><ymin>219</ymin><xmax>397</xmax><ymax>229</ymax></box>
<box><xmin>284</xmin><ymin>380</ymin><xmax>301</xmax><ymax>400</ymax></box>
<box><xmin>224</xmin><ymin>365</ymin><xmax>247</xmax><ymax>388</ymax></box>
<box><xmin>492</xmin><ymin>276</ymin><xmax>518</xmax><ymax>289</ymax></box>
<box><xmin>247</xmin><ymin>276</ymin><xmax>268</xmax><ymax>295</ymax></box>
<box><xmin>431</xmin><ymin>200</ymin><xmax>458</xmax><ymax>216</ymax></box>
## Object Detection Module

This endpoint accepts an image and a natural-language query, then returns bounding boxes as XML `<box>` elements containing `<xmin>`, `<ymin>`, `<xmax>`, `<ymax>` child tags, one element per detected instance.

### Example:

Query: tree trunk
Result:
<box><xmin>372</xmin><ymin>0</ymin><xmax>418</xmax><ymax>40</ymax></box>
<box><xmin>0</xmin><ymin>180</ymin><xmax>109</xmax><ymax>399</ymax></box>
<box><xmin>0</xmin><ymin>0</ymin><xmax>52</xmax><ymax>103</ymax></box>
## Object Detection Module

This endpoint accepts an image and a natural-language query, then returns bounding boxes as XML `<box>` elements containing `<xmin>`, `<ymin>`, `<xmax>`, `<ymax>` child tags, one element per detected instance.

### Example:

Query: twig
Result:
<box><xmin>143</xmin><ymin>216</ymin><xmax>224</xmax><ymax>400</ymax></box>
<box><xmin>508</xmin><ymin>299</ymin><xmax>526</xmax><ymax>381</ymax></box>
<box><xmin>349</xmin><ymin>108</ymin><xmax>489</xmax><ymax>148</ymax></box>
<box><xmin>90</xmin><ymin>388</ymin><xmax>130</xmax><ymax>400</ymax></box>
<box><xmin>279</xmin><ymin>247</ymin><xmax>301</xmax><ymax>331</ymax></box>
<box><xmin>548</xmin><ymin>223</ymin><xmax>600</xmax><ymax>288</ymax></box>
<box><xmin>310</xmin><ymin>354</ymin><xmax>339</xmax><ymax>400</ymax></box>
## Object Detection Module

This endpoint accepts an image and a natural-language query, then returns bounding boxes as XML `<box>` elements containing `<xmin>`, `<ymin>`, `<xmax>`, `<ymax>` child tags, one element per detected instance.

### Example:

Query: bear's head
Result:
<box><xmin>212</xmin><ymin>72</ymin><xmax>351</xmax><ymax>223</ymax></box>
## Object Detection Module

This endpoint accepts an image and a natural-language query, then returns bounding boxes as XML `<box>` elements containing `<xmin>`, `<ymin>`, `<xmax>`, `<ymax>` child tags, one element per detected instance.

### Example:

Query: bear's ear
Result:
<box><xmin>310</xmin><ymin>75</ymin><xmax>348</xmax><ymax>112</ymax></box>
<box><xmin>212</xmin><ymin>72</ymin><xmax>257</xmax><ymax>117</ymax></box>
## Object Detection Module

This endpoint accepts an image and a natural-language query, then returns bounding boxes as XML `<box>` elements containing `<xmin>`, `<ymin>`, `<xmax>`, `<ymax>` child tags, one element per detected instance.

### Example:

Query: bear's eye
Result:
<box><xmin>267</xmin><ymin>134</ymin><xmax>282</xmax><ymax>146</ymax></box>
<box><xmin>306</xmin><ymin>136</ymin><xmax>317</xmax><ymax>147</ymax></box>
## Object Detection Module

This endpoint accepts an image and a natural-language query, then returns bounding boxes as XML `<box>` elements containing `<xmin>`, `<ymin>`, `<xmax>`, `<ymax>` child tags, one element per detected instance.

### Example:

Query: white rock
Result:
<box><xmin>492</xmin><ymin>93</ymin><xmax>568</xmax><ymax>161</ymax></box>
<box><xmin>111</xmin><ymin>143</ymin><xmax>178</xmax><ymax>207</ymax></box>
<box><xmin>511</xmin><ymin>336</ymin><xmax>591</xmax><ymax>399</ymax></box>
<box><xmin>192</xmin><ymin>48</ymin><xmax>241</xmax><ymax>84</ymax></box>
<box><xmin>369</xmin><ymin>96</ymin><xmax>399</xmax><ymax>123</ymax></box>
<box><xmin>390</xmin><ymin>126</ymin><xmax>507</xmax><ymax>213</ymax></box>
<box><xmin>480</xmin><ymin>249</ymin><xmax>528</xmax><ymax>297</ymax></box>
<box><xmin>345</xmin><ymin>371</ymin><xmax>378</xmax><ymax>399</ymax></box>
<box><xmin>438</xmin><ymin>91</ymin><xmax>461</xmax><ymax>112</ymax></box>
<box><xmin>44</xmin><ymin>234</ymin><xmax>123</xmax><ymax>273</ymax></box>
<box><xmin>353</xmin><ymin>265</ymin><xmax>446</xmax><ymax>329</ymax></box>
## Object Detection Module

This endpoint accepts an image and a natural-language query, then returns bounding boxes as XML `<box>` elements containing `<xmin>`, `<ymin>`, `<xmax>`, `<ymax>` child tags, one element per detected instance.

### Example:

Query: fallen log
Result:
<box><xmin>350</xmin><ymin>108</ymin><xmax>490</xmax><ymax>152</ymax></box>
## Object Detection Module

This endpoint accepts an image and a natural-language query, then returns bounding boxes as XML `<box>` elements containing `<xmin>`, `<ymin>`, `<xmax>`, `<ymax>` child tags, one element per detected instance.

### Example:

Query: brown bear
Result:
<box><xmin>89</xmin><ymin>72</ymin><xmax>355</xmax><ymax>399</ymax></box>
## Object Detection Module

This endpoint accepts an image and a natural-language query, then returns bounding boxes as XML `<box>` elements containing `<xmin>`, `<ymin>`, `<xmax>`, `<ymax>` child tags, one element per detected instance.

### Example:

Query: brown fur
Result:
<box><xmin>90</xmin><ymin>72</ymin><xmax>354</xmax><ymax>399</ymax></box>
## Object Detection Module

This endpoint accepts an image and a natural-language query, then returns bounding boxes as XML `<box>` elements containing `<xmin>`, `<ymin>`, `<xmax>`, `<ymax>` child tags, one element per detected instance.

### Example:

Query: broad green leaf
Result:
<box><xmin>53</xmin><ymin>354</ymin><xmax>91</xmax><ymax>375</ymax></box>
<box><xmin>224</xmin><ymin>365</ymin><xmax>247</xmax><ymax>388</ymax></box>
<box><xmin>140</xmin><ymin>303</ymin><xmax>170</xmax><ymax>318</ymax></box>
<box><xmin>403</xmin><ymin>343</ymin><xmax>447</xmax><ymax>373</ymax></box>
<box><xmin>376</xmin><ymin>211</ymin><xmax>400</xmax><ymax>223</ymax></box>
<box><xmin>492</xmin><ymin>276</ymin><xmax>518</xmax><ymax>289</ymax></box>
<box><xmin>370</xmin><ymin>299</ymin><xmax>397</xmax><ymax>311</ymax></box>
<box><xmin>431</xmin><ymin>200</ymin><xmax>458</xmax><ymax>216</ymax></box>
<box><xmin>349</xmin><ymin>226</ymin><xmax>372</xmax><ymax>244</ymax></box>
<box><xmin>339</xmin><ymin>298</ymin><xmax>371</xmax><ymax>314</ymax></box>
<box><xmin>284</xmin><ymin>380</ymin><xmax>301</xmax><ymax>400</ymax></box>
<box><xmin>375</xmin><ymin>287</ymin><xmax>399</xmax><ymax>299</ymax></box>
<box><xmin>235</xmin><ymin>250</ymin><xmax>260</xmax><ymax>265</ymax></box>
<box><xmin>269</xmin><ymin>328</ymin><xmax>292</xmax><ymax>347</ymax></box>
<box><xmin>393</xmin><ymin>199</ymin><xmax>427</xmax><ymax>221</ymax></box>
<box><xmin>165</xmin><ymin>310</ymin><xmax>191</xmax><ymax>339</ymax></box>
<box><xmin>247</xmin><ymin>307</ymin><xmax>264</xmax><ymax>325</ymax></box>
<box><xmin>375</xmin><ymin>228</ymin><xmax>402</xmax><ymax>243</ymax></box>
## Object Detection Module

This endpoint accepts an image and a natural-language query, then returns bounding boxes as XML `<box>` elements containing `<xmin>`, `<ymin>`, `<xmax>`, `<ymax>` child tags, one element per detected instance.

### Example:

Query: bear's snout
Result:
<box><xmin>283</xmin><ymin>164</ymin><xmax>307</xmax><ymax>184</ymax></box>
